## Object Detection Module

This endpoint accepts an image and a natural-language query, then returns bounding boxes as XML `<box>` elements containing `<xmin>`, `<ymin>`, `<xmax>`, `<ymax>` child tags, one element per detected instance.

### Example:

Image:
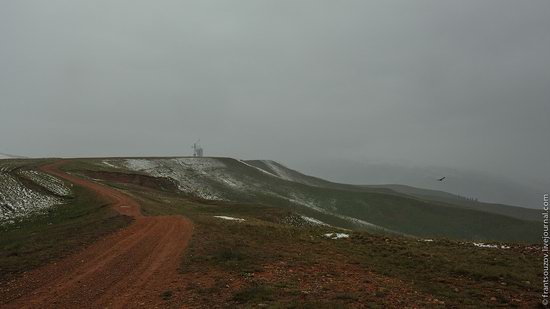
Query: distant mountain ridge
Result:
<box><xmin>300</xmin><ymin>160</ymin><xmax>543</xmax><ymax>210</ymax></box>
<box><xmin>366</xmin><ymin>184</ymin><xmax>539</xmax><ymax>221</ymax></box>
<box><xmin>0</xmin><ymin>153</ymin><xmax>26</xmax><ymax>159</ymax></box>
<box><xmin>246</xmin><ymin>160</ymin><xmax>538</xmax><ymax>221</ymax></box>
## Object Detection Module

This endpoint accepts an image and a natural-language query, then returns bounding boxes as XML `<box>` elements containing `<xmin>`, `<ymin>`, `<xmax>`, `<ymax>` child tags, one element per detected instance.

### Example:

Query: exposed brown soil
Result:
<box><xmin>79</xmin><ymin>170</ymin><xmax>179</xmax><ymax>193</ymax></box>
<box><xmin>178</xmin><ymin>257</ymin><xmax>439</xmax><ymax>308</ymax></box>
<box><xmin>0</xmin><ymin>161</ymin><xmax>193</xmax><ymax>308</ymax></box>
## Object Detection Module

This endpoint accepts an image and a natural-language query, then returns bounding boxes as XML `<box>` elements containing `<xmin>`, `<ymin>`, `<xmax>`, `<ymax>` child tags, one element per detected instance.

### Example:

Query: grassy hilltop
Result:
<box><xmin>0</xmin><ymin>157</ymin><xmax>541</xmax><ymax>307</ymax></box>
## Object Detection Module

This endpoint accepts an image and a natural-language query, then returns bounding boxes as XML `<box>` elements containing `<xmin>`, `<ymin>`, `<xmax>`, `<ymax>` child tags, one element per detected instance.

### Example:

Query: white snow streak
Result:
<box><xmin>300</xmin><ymin>215</ymin><xmax>330</xmax><ymax>226</ymax></box>
<box><xmin>324</xmin><ymin>232</ymin><xmax>350</xmax><ymax>239</ymax></box>
<box><xmin>102</xmin><ymin>161</ymin><xmax>118</xmax><ymax>168</ymax></box>
<box><xmin>214</xmin><ymin>216</ymin><xmax>245</xmax><ymax>222</ymax></box>
<box><xmin>262</xmin><ymin>160</ymin><xmax>294</xmax><ymax>181</ymax></box>
<box><xmin>237</xmin><ymin>160</ymin><xmax>279</xmax><ymax>178</ymax></box>
<box><xmin>473</xmin><ymin>242</ymin><xmax>510</xmax><ymax>249</ymax></box>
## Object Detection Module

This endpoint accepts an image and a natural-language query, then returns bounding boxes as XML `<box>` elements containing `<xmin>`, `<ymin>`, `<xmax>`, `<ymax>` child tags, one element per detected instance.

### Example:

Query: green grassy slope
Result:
<box><xmin>367</xmin><ymin>184</ymin><xmax>539</xmax><ymax>221</ymax></box>
<box><xmin>245</xmin><ymin>160</ymin><xmax>396</xmax><ymax>194</ymax></box>
<box><xmin>247</xmin><ymin>160</ymin><xmax>538</xmax><ymax>221</ymax></box>
<box><xmin>89</xmin><ymin>157</ymin><xmax>537</xmax><ymax>242</ymax></box>
<box><xmin>96</xmin><ymin>181</ymin><xmax>541</xmax><ymax>308</ymax></box>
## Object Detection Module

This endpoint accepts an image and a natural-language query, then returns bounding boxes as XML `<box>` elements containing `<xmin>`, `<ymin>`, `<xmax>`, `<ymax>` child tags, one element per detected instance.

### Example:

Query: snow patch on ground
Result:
<box><xmin>123</xmin><ymin>158</ymin><xmax>242</xmax><ymax>201</ymax></box>
<box><xmin>0</xmin><ymin>166</ymin><xmax>13</xmax><ymax>172</ymax></box>
<box><xmin>214</xmin><ymin>216</ymin><xmax>245</xmax><ymax>222</ymax></box>
<box><xmin>333</xmin><ymin>213</ymin><xmax>397</xmax><ymax>233</ymax></box>
<box><xmin>0</xmin><ymin>173</ymin><xmax>65</xmax><ymax>223</ymax></box>
<box><xmin>237</xmin><ymin>160</ymin><xmax>279</xmax><ymax>178</ymax></box>
<box><xmin>300</xmin><ymin>215</ymin><xmax>330</xmax><ymax>226</ymax></box>
<box><xmin>262</xmin><ymin>160</ymin><xmax>294</xmax><ymax>181</ymax></box>
<box><xmin>324</xmin><ymin>232</ymin><xmax>350</xmax><ymax>239</ymax></box>
<box><xmin>219</xmin><ymin>177</ymin><xmax>239</xmax><ymax>187</ymax></box>
<box><xmin>102</xmin><ymin>161</ymin><xmax>118</xmax><ymax>168</ymax></box>
<box><xmin>473</xmin><ymin>242</ymin><xmax>510</xmax><ymax>249</ymax></box>
<box><xmin>20</xmin><ymin>170</ymin><xmax>72</xmax><ymax>196</ymax></box>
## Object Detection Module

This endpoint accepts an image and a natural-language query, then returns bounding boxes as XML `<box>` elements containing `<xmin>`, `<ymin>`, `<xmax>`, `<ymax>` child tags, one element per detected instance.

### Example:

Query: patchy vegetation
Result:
<box><xmin>0</xmin><ymin>162</ymin><xmax>131</xmax><ymax>282</ymax></box>
<box><xmin>96</xmin><ymin>157</ymin><xmax>538</xmax><ymax>242</ymax></box>
<box><xmin>0</xmin><ymin>158</ymin><xmax>541</xmax><ymax>308</ymax></box>
<box><xmin>123</xmin><ymin>185</ymin><xmax>539</xmax><ymax>308</ymax></box>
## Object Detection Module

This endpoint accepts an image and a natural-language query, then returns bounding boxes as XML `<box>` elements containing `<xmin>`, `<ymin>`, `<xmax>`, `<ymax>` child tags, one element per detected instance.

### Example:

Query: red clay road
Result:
<box><xmin>0</xmin><ymin>161</ymin><xmax>193</xmax><ymax>308</ymax></box>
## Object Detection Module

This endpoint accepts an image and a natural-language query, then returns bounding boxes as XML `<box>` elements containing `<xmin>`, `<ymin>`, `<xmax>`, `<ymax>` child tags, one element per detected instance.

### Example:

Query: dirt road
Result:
<box><xmin>1</xmin><ymin>161</ymin><xmax>193</xmax><ymax>308</ymax></box>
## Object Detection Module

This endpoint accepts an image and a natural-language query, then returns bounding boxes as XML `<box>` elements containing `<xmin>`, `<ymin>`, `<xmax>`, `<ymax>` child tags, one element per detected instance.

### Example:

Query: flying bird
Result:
<box><xmin>437</xmin><ymin>177</ymin><xmax>446</xmax><ymax>182</ymax></box>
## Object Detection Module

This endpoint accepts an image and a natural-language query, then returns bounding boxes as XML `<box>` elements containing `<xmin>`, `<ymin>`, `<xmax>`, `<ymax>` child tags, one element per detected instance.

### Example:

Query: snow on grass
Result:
<box><xmin>20</xmin><ymin>170</ymin><xmax>72</xmax><ymax>196</ymax></box>
<box><xmin>122</xmin><ymin>158</ymin><xmax>327</xmax><ymax>211</ymax></box>
<box><xmin>324</xmin><ymin>232</ymin><xmax>350</xmax><ymax>239</ymax></box>
<box><xmin>262</xmin><ymin>160</ymin><xmax>294</xmax><ymax>181</ymax></box>
<box><xmin>285</xmin><ymin>192</ymin><xmax>326</xmax><ymax>214</ymax></box>
<box><xmin>0</xmin><ymin>173</ymin><xmax>65</xmax><ymax>223</ymax></box>
<box><xmin>102</xmin><ymin>161</ymin><xmax>118</xmax><ymax>168</ymax></box>
<box><xmin>237</xmin><ymin>160</ymin><xmax>279</xmax><ymax>178</ymax></box>
<box><xmin>112</xmin><ymin>158</ymin><xmax>398</xmax><ymax>235</ymax></box>
<box><xmin>269</xmin><ymin>191</ymin><xmax>399</xmax><ymax>234</ymax></box>
<box><xmin>124</xmin><ymin>159</ymin><xmax>157</xmax><ymax>171</ymax></box>
<box><xmin>300</xmin><ymin>215</ymin><xmax>330</xmax><ymax>226</ymax></box>
<box><xmin>274</xmin><ymin>191</ymin><xmax>396</xmax><ymax>233</ymax></box>
<box><xmin>123</xmin><ymin>158</ymin><xmax>240</xmax><ymax>201</ymax></box>
<box><xmin>219</xmin><ymin>177</ymin><xmax>239</xmax><ymax>188</ymax></box>
<box><xmin>332</xmin><ymin>213</ymin><xmax>400</xmax><ymax>234</ymax></box>
<box><xmin>473</xmin><ymin>242</ymin><xmax>510</xmax><ymax>249</ymax></box>
<box><xmin>214</xmin><ymin>216</ymin><xmax>245</xmax><ymax>222</ymax></box>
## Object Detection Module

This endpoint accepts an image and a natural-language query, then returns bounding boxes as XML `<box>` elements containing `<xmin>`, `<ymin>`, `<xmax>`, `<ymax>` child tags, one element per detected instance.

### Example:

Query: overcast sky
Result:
<box><xmin>1</xmin><ymin>1</ymin><xmax>549</xmax><ymax>206</ymax></box>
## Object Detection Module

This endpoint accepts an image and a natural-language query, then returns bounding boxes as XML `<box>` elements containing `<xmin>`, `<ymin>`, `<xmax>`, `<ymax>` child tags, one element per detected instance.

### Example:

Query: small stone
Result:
<box><xmin>490</xmin><ymin>297</ymin><xmax>497</xmax><ymax>302</ymax></box>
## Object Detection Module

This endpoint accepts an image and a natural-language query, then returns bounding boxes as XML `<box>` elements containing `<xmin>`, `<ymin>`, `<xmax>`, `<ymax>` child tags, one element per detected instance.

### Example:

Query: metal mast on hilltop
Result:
<box><xmin>192</xmin><ymin>140</ymin><xmax>204</xmax><ymax>157</ymax></box>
